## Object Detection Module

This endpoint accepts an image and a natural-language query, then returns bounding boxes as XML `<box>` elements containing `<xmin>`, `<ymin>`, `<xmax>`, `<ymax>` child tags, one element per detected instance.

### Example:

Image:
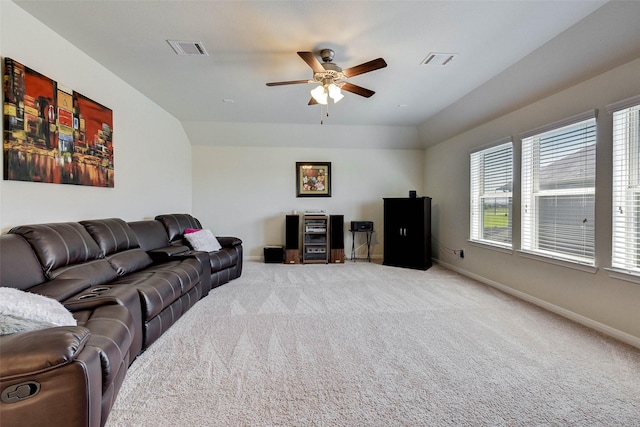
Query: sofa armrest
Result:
<box><xmin>63</xmin><ymin>296</ymin><xmax>120</xmax><ymax>313</ymax></box>
<box><xmin>0</xmin><ymin>326</ymin><xmax>91</xmax><ymax>379</ymax></box>
<box><xmin>217</xmin><ymin>236</ymin><xmax>242</xmax><ymax>247</ymax></box>
<box><xmin>1</xmin><ymin>326</ymin><xmax>103</xmax><ymax>427</ymax></box>
<box><xmin>147</xmin><ymin>245</ymin><xmax>210</xmax><ymax>264</ymax></box>
<box><xmin>147</xmin><ymin>245</ymin><xmax>190</xmax><ymax>261</ymax></box>
<box><xmin>28</xmin><ymin>278</ymin><xmax>92</xmax><ymax>302</ymax></box>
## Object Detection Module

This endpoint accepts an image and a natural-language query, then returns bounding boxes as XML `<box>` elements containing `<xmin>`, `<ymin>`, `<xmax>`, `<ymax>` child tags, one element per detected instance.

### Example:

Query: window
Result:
<box><xmin>470</xmin><ymin>140</ymin><xmax>513</xmax><ymax>247</ymax></box>
<box><xmin>521</xmin><ymin>111</ymin><xmax>597</xmax><ymax>265</ymax></box>
<box><xmin>610</xmin><ymin>96</ymin><xmax>640</xmax><ymax>273</ymax></box>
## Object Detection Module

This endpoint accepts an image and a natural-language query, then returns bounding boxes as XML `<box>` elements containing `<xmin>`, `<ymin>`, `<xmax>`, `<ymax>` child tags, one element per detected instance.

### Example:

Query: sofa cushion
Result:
<box><xmin>49</xmin><ymin>258</ymin><xmax>119</xmax><ymax>282</ymax></box>
<box><xmin>10</xmin><ymin>222</ymin><xmax>104</xmax><ymax>279</ymax></box>
<box><xmin>155</xmin><ymin>214</ymin><xmax>202</xmax><ymax>242</ymax></box>
<box><xmin>110</xmin><ymin>258</ymin><xmax>202</xmax><ymax>320</ymax></box>
<box><xmin>128</xmin><ymin>220</ymin><xmax>171</xmax><ymax>251</ymax></box>
<box><xmin>107</xmin><ymin>249</ymin><xmax>154</xmax><ymax>276</ymax></box>
<box><xmin>81</xmin><ymin>218</ymin><xmax>153</xmax><ymax>275</ymax></box>
<box><xmin>0</xmin><ymin>287</ymin><xmax>77</xmax><ymax>335</ymax></box>
<box><xmin>209</xmin><ymin>247</ymin><xmax>240</xmax><ymax>271</ymax></box>
<box><xmin>0</xmin><ymin>234</ymin><xmax>47</xmax><ymax>290</ymax></box>
<box><xmin>81</xmin><ymin>218</ymin><xmax>140</xmax><ymax>255</ymax></box>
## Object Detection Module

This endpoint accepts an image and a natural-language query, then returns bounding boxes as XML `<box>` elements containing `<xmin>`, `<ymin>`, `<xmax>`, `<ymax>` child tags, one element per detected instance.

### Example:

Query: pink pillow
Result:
<box><xmin>184</xmin><ymin>228</ymin><xmax>201</xmax><ymax>234</ymax></box>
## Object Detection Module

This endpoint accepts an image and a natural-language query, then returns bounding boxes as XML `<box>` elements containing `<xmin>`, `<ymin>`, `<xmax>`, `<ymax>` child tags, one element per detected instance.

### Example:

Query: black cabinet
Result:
<box><xmin>383</xmin><ymin>197</ymin><xmax>432</xmax><ymax>270</ymax></box>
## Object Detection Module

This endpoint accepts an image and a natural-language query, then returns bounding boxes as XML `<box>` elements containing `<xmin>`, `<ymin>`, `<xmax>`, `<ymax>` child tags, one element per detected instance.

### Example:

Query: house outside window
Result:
<box><xmin>610</xmin><ymin>96</ymin><xmax>640</xmax><ymax>273</ymax></box>
<box><xmin>521</xmin><ymin>112</ymin><xmax>597</xmax><ymax>265</ymax></box>
<box><xmin>470</xmin><ymin>140</ymin><xmax>513</xmax><ymax>248</ymax></box>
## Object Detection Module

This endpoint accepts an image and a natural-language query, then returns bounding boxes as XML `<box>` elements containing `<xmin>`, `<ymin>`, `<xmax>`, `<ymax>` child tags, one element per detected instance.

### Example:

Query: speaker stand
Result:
<box><xmin>285</xmin><ymin>249</ymin><xmax>300</xmax><ymax>264</ymax></box>
<box><xmin>331</xmin><ymin>248</ymin><xmax>344</xmax><ymax>263</ymax></box>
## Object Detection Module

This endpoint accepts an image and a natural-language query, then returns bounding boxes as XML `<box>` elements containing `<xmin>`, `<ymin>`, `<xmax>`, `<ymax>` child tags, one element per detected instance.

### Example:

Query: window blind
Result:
<box><xmin>611</xmin><ymin>101</ymin><xmax>640</xmax><ymax>272</ymax></box>
<box><xmin>521</xmin><ymin>115</ymin><xmax>596</xmax><ymax>265</ymax></box>
<box><xmin>470</xmin><ymin>141</ymin><xmax>513</xmax><ymax>247</ymax></box>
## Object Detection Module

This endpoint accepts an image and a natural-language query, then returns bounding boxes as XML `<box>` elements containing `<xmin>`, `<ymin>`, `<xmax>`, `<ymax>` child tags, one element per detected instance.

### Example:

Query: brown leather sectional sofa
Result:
<box><xmin>0</xmin><ymin>214</ymin><xmax>242</xmax><ymax>427</ymax></box>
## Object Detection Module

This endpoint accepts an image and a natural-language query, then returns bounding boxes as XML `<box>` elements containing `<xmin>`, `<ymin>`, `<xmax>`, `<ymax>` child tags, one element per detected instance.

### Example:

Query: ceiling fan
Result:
<box><xmin>266</xmin><ymin>49</ymin><xmax>387</xmax><ymax>106</ymax></box>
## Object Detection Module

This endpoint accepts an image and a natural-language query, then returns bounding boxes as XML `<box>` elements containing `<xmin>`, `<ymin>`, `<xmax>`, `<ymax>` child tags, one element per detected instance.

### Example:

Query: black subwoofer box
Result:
<box><xmin>264</xmin><ymin>246</ymin><xmax>284</xmax><ymax>263</ymax></box>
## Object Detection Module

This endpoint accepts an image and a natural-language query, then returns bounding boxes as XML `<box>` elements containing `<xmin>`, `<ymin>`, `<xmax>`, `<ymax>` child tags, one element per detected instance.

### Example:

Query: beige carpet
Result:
<box><xmin>106</xmin><ymin>261</ymin><xmax>640</xmax><ymax>426</ymax></box>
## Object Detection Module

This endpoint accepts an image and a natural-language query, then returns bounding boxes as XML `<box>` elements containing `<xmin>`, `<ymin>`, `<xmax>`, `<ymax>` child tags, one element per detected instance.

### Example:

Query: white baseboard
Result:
<box><xmin>247</xmin><ymin>254</ymin><xmax>383</xmax><ymax>262</ymax></box>
<box><xmin>434</xmin><ymin>258</ymin><xmax>640</xmax><ymax>350</ymax></box>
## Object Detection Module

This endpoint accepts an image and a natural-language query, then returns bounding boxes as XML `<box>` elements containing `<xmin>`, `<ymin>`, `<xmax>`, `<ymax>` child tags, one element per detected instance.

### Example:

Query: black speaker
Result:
<box><xmin>330</xmin><ymin>215</ymin><xmax>344</xmax><ymax>263</ymax></box>
<box><xmin>285</xmin><ymin>215</ymin><xmax>299</xmax><ymax>250</ymax></box>
<box><xmin>330</xmin><ymin>215</ymin><xmax>344</xmax><ymax>249</ymax></box>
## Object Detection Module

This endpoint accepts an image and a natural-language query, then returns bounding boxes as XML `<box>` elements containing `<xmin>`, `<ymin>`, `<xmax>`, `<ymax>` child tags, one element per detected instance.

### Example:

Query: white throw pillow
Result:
<box><xmin>184</xmin><ymin>229</ymin><xmax>222</xmax><ymax>252</ymax></box>
<box><xmin>0</xmin><ymin>287</ymin><xmax>77</xmax><ymax>335</ymax></box>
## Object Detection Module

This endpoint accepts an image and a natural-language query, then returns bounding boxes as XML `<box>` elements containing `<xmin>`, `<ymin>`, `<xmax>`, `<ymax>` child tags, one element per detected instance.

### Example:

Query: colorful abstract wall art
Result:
<box><xmin>3</xmin><ymin>58</ymin><xmax>114</xmax><ymax>187</ymax></box>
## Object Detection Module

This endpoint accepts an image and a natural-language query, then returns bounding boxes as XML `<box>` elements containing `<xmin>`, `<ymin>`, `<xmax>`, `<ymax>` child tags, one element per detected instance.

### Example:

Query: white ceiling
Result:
<box><xmin>13</xmin><ymin>1</ymin><xmax>640</xmax><ymax>147</ymax></box>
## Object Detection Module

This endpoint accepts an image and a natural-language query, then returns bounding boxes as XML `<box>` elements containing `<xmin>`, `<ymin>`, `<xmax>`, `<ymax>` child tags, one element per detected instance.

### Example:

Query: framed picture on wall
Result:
<box><xmin>296</xmin><ymin>162</ymin><xmax>331</xmax><ymax>197</ymax></box>
<box><xmin>3</xmin><ymin>57</ymin><xmax>114</xmax><ymax>187</ymax></box>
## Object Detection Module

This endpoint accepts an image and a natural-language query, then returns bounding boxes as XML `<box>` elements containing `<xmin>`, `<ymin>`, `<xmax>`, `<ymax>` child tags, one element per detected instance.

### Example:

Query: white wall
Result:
<box><xmin>424</xmin><ymin>57</ymin><xmax>640</xmax><ymax>346</ymax></box>
<box><xmin>0</xmin><ymin>2</ymin><xmax>192</xmax><ymax>231</ymax></box>
<box><xmin>191</xmin><ymin>126</ymin><xmax>424</xmax><ymax>259</ymax></box>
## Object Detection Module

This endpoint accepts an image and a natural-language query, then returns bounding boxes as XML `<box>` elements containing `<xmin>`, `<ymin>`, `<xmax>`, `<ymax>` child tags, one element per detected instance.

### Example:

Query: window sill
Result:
<box><xmin>467</xmin><ymin>240</ymin><xmax>513</xmax><ymax>255</ymax></box>
<box><xmin>605</xmin><ymin>267</ymin><xmax>640</xmax><ymax>285</ymax></box>
<box><xmin>517</xmin><ymin>250</ymin><xmax>598</xmax><ymax>273</ymax></box>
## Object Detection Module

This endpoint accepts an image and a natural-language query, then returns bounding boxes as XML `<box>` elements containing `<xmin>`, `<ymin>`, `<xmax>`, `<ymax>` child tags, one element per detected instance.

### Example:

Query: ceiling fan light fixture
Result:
<box><xmin>267</xmin><ymin>49</ymin><xmax>386</xmax><ymax>122</ymax></box>
<box><xmin>328</xmin><ymin>83</ymin><xmax>344</xmax><ymax>103</ymax></box>
<box><xmin>310</xmin><ymin>85</ymin><xmax>328</xmax><ymax>105</ymax></box>
<box><xmin>311</xmin><ymin>82</ymin><xmax>343</xmax><ymax>105</ymax></box>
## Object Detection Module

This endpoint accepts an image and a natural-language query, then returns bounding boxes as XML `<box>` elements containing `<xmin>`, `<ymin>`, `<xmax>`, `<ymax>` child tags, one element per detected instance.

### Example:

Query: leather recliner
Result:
<box><xmin>0</xmin><ymin>214</ymin><xmax>237</xmax><ymax>427</ymax></box>
<box><xmin>154</xmin><ymin>214</ymin><xmax>243</xmax><ymax>289</ymax></box>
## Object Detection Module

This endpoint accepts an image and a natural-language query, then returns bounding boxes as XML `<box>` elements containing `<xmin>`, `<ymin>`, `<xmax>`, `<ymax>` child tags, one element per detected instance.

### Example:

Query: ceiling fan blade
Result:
<box><xmin>297</xmin><ymin>51</ymin><xmax>325</xmax><ymax>73</ymax></box>
<box><xmin>342</xmin><ymin>58</ymin><xmax>387</xmax><ymax>78</ymax></box>
<box><xmin>266</xmin><ymin>80</ymin><xmax>311</xmax><ymax>86</ymax></box>
<box><xmin>308</xmin><ymin>97</ymin><xmax>318</xmax><ymax>106</ymax></box>
<box><xmin>341</xmin><ymin>82</ymin><xmax>375</xmax><ymax>98</ymax></box>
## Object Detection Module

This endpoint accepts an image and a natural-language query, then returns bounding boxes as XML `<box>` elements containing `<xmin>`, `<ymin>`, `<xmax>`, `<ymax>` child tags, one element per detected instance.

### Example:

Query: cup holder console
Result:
<box><xmin>77</xmin><ymin>286</ymin><xmax>111</xmax><ymax>300</ymax></box>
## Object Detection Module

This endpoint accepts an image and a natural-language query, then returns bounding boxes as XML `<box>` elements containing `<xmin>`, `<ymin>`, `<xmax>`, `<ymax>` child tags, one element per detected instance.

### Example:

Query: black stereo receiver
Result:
<box><xmin>351</xmin><ymin>221</ymin><xmax>374</xmax><ymax>232</ymax></box>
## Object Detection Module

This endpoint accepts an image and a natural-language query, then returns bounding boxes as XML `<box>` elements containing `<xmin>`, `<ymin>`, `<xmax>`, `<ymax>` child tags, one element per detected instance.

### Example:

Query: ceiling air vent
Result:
<box><xmin>167</xmin><ymin>40</ymin><xmax>209</xmax><ymax>56</ymax></box>
<box><xmin>421</xmin><ymin>52</ymin><xmax>457</xmax><ymax>66</ymax></box>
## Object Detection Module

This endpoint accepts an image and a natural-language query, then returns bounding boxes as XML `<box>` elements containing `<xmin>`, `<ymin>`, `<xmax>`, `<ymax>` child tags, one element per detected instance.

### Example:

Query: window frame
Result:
<box><xmin>519</xmin><ymin>110</ymin><xmax>597</xmax><ymax>266</ymax></box>
<box><xmin>608</xmin><ymin>95</ymin><xmax>640</xmax><ymax>276</ymax></box>
<box><xmin>469</xmin><ymin>139</ymin><xmax>513</xmax><ymax>249</ymax></box>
